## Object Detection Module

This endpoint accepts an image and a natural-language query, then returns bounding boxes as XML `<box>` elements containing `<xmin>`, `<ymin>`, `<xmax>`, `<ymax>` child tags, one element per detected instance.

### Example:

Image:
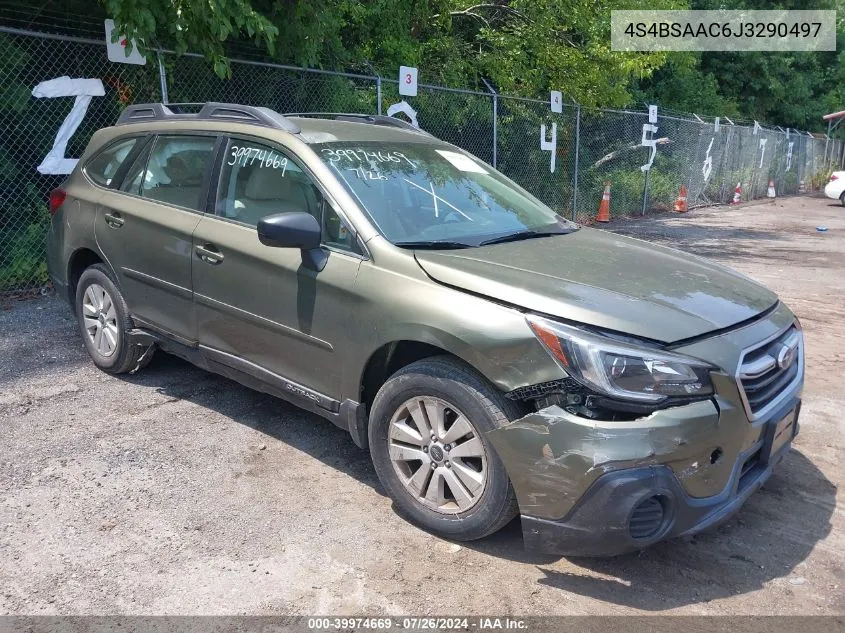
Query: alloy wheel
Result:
<box><xmin>388</xmin><ymin>396</ymin><xmax>488</xmax><ymax>514</ymax></box>
<box><xmin>81</xmin><ymin>283</ymin><xmax>119</xmax><ymax>358</ymax></box>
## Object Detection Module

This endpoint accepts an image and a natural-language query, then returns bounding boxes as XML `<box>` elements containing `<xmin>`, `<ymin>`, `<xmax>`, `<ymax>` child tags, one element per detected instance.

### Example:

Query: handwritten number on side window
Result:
<box><xmin>228</xmin><ymin>145</ymin><xmax>288</xmax><ymax>175</ymax></box>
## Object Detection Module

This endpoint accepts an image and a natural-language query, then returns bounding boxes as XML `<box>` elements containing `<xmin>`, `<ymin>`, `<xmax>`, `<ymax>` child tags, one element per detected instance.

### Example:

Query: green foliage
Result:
<box><xmin>0</xmin><ymin>218</ymin><xmax>50</xmax><ymax>290</ymax></box>
<box><xmin>636</xmin><ymin>0</ymin><xmax>845</xmax><ymax>130</ymax></box>
<box><xmin>596</xmin><ymin>163</ymin><xmax>678</xmax><ymax>216</ymax></box>
<box><xmin>631</xmin><ymin>53</ymin><xmax>741</xmax><ymax>119</ymax></box>
<box><xmin>102</xmin><ymin>0</ymin><xmax>686</xmax><ymax>108</ymax></box>
<box><xmin>101</xmin><ymin>0</ymin><xmax>845</xmax><ymax>124</ymax></box>
<box><xmin>470</xmin><ymin>0</ymin><xmax>686</xmax><ymax>107</ymax></box>
<box><xmin>102</xmin><ymin>0</ymin><xmax>279</xmax><ymax>78</ymax></box>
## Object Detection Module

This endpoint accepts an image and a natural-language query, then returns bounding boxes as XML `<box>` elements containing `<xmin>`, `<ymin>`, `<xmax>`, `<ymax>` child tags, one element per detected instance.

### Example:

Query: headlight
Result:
<box><xmin>527</xmin><ymin>315</ymin><xmax>714</xmax><ymax>402</ymax></box>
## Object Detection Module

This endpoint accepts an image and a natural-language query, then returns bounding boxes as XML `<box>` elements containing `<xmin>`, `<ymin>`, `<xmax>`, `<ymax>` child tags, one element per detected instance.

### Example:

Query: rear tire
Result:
<box><xmin>75</xmin><ymin>264</ymin><xmax>152</xmax><ymax>374</ymax></box>
<box><xmin>368</xmin><ymin>356</ymin><xmax>521</xmax><ymax>541</ymax></box>
<box><xmin>839</xmin><ymin>191</ymin><xmax>844</xmax><ymax>206</ymax></box>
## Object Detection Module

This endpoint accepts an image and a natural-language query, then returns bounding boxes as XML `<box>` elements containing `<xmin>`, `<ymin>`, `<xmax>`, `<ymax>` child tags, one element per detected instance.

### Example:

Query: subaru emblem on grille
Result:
<box><xmin>777</xmin><ymin>341</ymin><xmax>798</xmax><ymax>370</ymax></box>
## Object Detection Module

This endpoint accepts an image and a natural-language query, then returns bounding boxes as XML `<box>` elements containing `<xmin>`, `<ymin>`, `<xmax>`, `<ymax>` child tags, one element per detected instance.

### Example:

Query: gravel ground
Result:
<box><xmin>1</xmin><ymin>195</ymin><xmax>843</xmax><ymax>615</ymax></box>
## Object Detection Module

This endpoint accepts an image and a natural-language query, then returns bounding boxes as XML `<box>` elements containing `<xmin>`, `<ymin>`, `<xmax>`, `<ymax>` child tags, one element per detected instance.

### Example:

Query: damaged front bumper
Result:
<box><xmin>487</xmin><ymin>376</ymin><xmax>802</xmax><ymax>557</ymax></box>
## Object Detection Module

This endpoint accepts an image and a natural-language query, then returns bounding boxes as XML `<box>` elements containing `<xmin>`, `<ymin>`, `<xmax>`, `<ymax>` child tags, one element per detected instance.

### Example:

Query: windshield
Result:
<box><xmin>316</xmin><ymin>142</ymin><xmax>576</xmax><ymax>247</ymax></box>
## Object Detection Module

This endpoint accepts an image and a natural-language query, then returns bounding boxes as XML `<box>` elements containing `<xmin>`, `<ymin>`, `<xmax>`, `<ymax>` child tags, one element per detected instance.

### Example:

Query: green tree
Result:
<box><xmin>102</xmin><ymin>0</ymin><xmax>685</xmax><ymax>107</ymax></box>
<box><xmin>637</xmin><ymin>0</ymin><xmax>845</xmax><ymax>129</ymax></box>
<box><xmin>101</xmin><ymin>0</ymin><xmax>280</xmax><ymax>77</ymax></box>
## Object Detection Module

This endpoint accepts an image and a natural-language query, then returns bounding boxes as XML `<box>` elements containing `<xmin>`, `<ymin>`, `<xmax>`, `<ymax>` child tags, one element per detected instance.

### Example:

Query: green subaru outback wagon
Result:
<box><xmin>47</xmin><ymin>103</ymin><xmax>803</xmax><ymax>556</ymax></box>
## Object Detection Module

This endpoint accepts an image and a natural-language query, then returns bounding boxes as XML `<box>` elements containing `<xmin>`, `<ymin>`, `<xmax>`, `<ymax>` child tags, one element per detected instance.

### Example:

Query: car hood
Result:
<box><xmin>413</xmin><ymin>228</ymin><xmax>778</xmax><ymax>343</ymax></box>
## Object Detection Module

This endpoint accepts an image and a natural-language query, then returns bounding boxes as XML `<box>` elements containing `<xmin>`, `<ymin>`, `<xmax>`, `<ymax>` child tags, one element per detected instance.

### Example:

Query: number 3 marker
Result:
<box><xmin>399</xmin><ymin>66</ymin><xmax>418</xmax><ymax>97</ymax></box>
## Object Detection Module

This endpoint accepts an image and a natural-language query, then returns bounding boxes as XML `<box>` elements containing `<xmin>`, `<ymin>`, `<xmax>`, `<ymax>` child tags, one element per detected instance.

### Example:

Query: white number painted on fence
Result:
<box><xmin>32</xmin><ymin>77</ymin><xmax>105</xmax><ymax>175</ymax></box>
<box><xmin>702</xmin><ymin>137</ymin><xmax>714</xmax><ymax>182</ymax></box>
<box><xmin>540</xmin><ymin>123</ymin><xmax>557</xmax><ymax>173</ymax></box>
<box><xmin>640</xmin><ymin>123</ymin><xmax>658</xmax><ymax>172</ymax></box>
<box><xmin>786</xmin><ymin>142</ymin><xmax>794</xmax><ymax>171</ymax></box>
<box><xmin>758</xmin><ymin>138</ymin><xmax>768</xmax><ymax>169</ymax></box>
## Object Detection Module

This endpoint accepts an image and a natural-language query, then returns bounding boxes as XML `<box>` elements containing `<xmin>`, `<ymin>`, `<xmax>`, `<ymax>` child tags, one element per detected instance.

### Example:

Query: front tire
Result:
<box><xmin>368</xmin><ymin>356</ymin><xmax>521</xmax><ymax>541</ymax></box>
<box><xmin>75</xmin><ymin>264</ymin><xmax>151</xmax><ymax>374</ymax></box>
<box><xmin>839</xmin><ymin>191</ymin><xmax>845</xmax><ymax>207</ymax></box>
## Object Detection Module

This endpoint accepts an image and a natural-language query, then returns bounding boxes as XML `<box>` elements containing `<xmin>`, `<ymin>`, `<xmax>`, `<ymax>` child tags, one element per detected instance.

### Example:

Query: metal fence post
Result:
<box><xmin>825</xmin><ymin>120</ymin><xmax>832</xmax><ymax>165</ymax></box>
<box><xmin>481</xmin><ymin>79</ymin><xmax>498</xmax><ymax>168</ymax></box>
<box><xmin>572</xmin><ymin>104</ymin><xmax>581</xmax><ymax>221</ymax></box>
<box><xmin>157</xmin><ymin>52</ymin><xmax>169</xmax><ymax>104</ymax></box>
<box><xmin>364</xmin><ymin>62</ymin><xmax>381</xmax><ymax>115</ymax></box>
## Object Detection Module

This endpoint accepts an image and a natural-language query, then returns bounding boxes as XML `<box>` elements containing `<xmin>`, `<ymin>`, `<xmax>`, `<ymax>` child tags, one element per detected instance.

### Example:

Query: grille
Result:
<box><xmin>629</xmin><ymin>496</ymin><xmax>665</xmax><ymax>540</ymax></box>
<box><xmin>738</xmin><ymin>325</ymin><xmax>801</xmax><ymax>418</ymax></box>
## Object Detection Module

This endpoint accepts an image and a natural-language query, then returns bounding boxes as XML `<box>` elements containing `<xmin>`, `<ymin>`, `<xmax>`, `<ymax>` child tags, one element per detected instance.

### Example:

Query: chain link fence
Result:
<box><xmin>1</xmin><ymin>26</ymin><xmax>842</xmax><ymax>294</ymax></box>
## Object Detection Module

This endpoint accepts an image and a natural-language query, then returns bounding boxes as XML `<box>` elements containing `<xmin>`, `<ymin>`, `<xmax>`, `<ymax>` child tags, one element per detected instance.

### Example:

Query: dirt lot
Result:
<box><xmin>1</xmin><ymin>195</ymin><xmax>843</xmax><ymax>616</ymax></box>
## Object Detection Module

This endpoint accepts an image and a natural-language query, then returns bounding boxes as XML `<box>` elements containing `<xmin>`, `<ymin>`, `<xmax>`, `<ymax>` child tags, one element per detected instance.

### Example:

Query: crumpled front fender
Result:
<box><xmin>486</xmin><ymin>400</ymin><xmax>722</xmax><ymax>521</ymax></box>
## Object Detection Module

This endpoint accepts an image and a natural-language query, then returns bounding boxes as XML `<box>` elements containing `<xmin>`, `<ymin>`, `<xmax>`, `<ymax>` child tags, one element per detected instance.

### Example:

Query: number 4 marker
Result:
<box><xmin>550</xmin><ymin>91</ymin><xmax>562</xmax><ymax>114</ymax></box>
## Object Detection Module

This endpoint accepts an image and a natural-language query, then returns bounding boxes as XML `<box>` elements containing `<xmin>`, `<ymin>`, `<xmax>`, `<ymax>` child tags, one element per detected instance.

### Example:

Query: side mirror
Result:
<box><xmin>258</xmin><ymin>212</ymin><xmax>321</xmax><ymax>249</ymax></box>
<box><xmin>257</xmin><ymin>212</ymin><xmax>328</xmax><ymax>272</ymax></box>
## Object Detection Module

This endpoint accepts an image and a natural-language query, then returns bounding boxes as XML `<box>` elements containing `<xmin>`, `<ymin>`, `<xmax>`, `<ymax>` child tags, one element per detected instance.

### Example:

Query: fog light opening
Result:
<box><xmin>628</xmin><ymin>495</ymin><xmax>667</xmax><ymax>540</ymax></box>
<box><xmin>710</xmin><ymin>447</ymin><xmax>724</xmax><ymax>465</ymax></box>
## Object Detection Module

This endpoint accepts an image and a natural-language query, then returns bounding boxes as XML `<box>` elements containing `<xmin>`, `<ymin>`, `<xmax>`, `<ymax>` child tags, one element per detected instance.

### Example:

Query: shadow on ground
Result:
<box><xmin>119</xmin><ymin>352</ymin><xmax>381</xmax><ymax>493</ymax></box>
<box><xmin>462</xmin><ymin>449</ymin><xmax>834</xmax><ymax>610</ymax></box>
<box><xmin>606</xmin><ymin>215</ymin><xmax>834</xmax><ymax>264</ymax></box>
<box><xmin>126</xmin><ymin>352</ymin><xmax>834</xmax><ymax>611</ymax></box>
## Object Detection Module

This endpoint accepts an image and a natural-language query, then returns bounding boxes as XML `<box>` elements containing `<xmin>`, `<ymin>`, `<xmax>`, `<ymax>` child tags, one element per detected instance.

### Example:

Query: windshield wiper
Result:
<box><xmin>478</xmin><ymin>228</ymin><xmax>577</xmax><ymax>246</ymax></box>
<box><xmin>394</xmin><ymin>240</ymin><xmax>474</xmax><ymax>250</ymax></box>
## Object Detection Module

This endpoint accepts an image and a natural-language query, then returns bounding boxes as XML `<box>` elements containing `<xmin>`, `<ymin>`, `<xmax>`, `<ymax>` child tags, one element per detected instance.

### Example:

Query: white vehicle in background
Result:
<box><xmin>824</xmin><ymin>171</ymin><xmax>845</xmax><ymax>204</ymax></box>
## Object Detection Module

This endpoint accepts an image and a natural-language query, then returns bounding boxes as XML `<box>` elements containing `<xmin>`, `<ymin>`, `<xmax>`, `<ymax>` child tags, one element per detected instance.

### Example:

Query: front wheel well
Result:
<box><xmin>67</xmin><ymin>248</ymin><xmax>104</xmax><ymax>311</ymax></box>
<box><xmin>360</xmin><ymin>341</ymin><xmax>453</xmax><ymax>410</ymax></box>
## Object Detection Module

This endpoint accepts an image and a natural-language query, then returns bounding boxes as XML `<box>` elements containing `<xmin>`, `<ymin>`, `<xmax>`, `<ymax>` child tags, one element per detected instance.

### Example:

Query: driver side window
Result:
<box><xmin>216</xmin><ymin>139</ymin><xmax>358</xmax><ymax>253</ymax></box>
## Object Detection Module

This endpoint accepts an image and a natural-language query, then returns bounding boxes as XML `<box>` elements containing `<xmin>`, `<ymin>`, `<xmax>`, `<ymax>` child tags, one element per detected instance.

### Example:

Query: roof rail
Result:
<box><xmin>284</xmin><ymin>112</ymin><xmax>430</xmax><ymax>135</ymax></box>
<box><xmin>116</xmin><ymin>102</ymin><xmax>300</xmax><ymax>133</ymax></box>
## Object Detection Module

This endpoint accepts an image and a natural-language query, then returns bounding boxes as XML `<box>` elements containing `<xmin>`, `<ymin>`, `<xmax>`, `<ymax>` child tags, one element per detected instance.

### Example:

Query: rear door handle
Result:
<box><xmin>195</xmin><ymin>244</ymin><xmax>224</xmax><ymax>265</ymax></box>
<box><xmin>104</xmin><ymin>212</ymin><xmax>124</xmax><ymax>228</ymax></box>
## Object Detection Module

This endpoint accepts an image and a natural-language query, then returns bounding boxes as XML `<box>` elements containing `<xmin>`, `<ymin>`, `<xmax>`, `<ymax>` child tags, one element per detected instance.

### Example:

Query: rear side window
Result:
<box><xmin>84</xmin><ymin>137</ymin><xmax>138</xmax><ymax>187</ymax></box>
<box><xmin>127</xmin><ymin>135</ymin><xmax>217</xmax><ymax>211</ymax></box>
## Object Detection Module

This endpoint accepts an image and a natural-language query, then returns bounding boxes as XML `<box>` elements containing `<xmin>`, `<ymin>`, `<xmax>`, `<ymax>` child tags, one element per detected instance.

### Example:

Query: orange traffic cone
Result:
<box><xmin>673</xmin><ymin>184</ymin><xmax>688</xmax><ymax>212</ymax></box>
<box><xmin>595</xmin><ymin>181</ymin><xmax>611</xmax><ymax>222</ymax></box>
<box><xmin>731</xmin><ymin>182</ymin><xmax>742</xmax><ymax>204</ymax></box>
<box><xmin>767</xmin><ymin>179</ymin><xmax>776</xmax><ymax>198</ymax></box>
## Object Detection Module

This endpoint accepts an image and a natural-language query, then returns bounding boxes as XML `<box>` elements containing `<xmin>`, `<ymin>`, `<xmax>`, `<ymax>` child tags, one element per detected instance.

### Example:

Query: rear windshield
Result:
<box><xmin>316</xmin><ymin>142</ymin><xmax>573</xmax><ymax>246</ymax></box>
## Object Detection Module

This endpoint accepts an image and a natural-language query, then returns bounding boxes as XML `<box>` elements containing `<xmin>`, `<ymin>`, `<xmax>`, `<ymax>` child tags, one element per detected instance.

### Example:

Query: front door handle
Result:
<box><xmin>195</xmin><ymin>244</ymin><xmax>224</xmax><ymax>265</ymax></box>
<box><xmin>104</xmin><ymin>212</ymin><xmax>124</xmax><ymax>228</ymax></box>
